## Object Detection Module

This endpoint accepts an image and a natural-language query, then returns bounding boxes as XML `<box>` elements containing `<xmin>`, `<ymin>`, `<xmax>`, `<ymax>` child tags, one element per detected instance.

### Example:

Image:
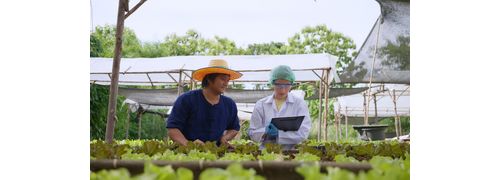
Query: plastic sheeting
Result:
<box><xmin>118</xmin><ymin>87</ymin><xmax>275</xmax><ymax>106</ymax></box>
<box><xmin>304</xmin><ymin>87</ymin><xmax>369</xmax><ymax>100</ymax></box>
<box><xmin>118</xmin><ymin>87</ymin><xmax>370</xmax><ymax>106</ymax></box>
<box><xmin>336</xmin><ymin>0</ymin><xmax>410</xmax><ymax>84</ymax></box>
<box><xmin>91</xmin><ymin>54</ymin><xmax>338</xmax><ymax>86</ymax></box>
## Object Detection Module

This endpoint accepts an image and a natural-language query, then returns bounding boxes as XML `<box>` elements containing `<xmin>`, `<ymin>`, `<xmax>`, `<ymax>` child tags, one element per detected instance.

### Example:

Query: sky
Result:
<box><xmin>90</xmin><ymin>0</ymin><xmax>381</xmax><ymax>50</ymax></box>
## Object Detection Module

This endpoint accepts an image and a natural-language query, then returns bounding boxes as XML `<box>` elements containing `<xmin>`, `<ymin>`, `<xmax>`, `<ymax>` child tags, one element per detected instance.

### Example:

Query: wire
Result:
<box><xmin>90</xmin><ymin>0</ymin><xmax>94</xmax><ymax>32</ymax></box>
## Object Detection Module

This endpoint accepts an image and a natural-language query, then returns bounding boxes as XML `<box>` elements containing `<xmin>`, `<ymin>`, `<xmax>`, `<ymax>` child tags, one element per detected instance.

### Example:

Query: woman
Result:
<box><xmin>248</xmin><ymin>65</ymin><xmax>311</xmax><ymax>149</ymax></box>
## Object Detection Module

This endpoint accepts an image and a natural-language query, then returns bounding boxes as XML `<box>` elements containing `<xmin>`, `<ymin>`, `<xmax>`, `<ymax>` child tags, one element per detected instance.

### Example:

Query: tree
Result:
<box><xmin>287</xmin><ymin>25</ymin><xmax>357</xmax><ymax>73</ymax></box>
<box><xmin>379</xmin><ymin>35</ymin><xmax>410</xmax><ymax>70</ymax></box>
<box><xmin>244</xmin><ymin>42</ymin><xmax>287</xmax><ymax>55</ymax></box>
<box><xmin>90</xmin><ymin>34</ymin><xmax>104</xmax><ymax>57</ymax></box>
<box><xmin>91</xmin><ymin>25</ymin><xmax>142</xmax><ymax>58</ymax></box>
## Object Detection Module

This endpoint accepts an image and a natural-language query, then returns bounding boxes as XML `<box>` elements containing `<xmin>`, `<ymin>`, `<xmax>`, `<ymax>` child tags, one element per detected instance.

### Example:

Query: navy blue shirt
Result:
<box><xmin>166</xmin><ymin>89</ymin><xmax>240</xmax><ymax>143</ymax></box>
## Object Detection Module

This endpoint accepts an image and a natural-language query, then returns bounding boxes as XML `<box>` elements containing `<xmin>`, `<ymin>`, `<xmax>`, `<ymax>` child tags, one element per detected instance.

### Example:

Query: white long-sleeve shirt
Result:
<box><xmin>248</xmin><ymin>93</ymin><xmax>312</xmax><ymax>145</ymax></box>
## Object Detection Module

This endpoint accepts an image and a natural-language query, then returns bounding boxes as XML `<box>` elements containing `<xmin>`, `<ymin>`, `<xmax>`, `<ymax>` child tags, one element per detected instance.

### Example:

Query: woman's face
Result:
<box><xmin>273</xmin><ymin>79</ymin><xmax>292</xmax><ymax>99</ymax></box>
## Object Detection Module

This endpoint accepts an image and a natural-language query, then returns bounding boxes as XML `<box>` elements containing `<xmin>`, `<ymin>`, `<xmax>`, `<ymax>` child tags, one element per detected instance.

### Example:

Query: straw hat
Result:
<box><xmin>192</xmin><ymin>59</ymin><xmax>242</xmax><ymax>81</ymax></box>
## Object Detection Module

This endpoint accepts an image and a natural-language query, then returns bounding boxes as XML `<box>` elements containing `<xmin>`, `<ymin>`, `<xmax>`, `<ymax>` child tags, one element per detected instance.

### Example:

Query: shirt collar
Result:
<box><xmin>264</xmin><ymin>93</ymin><xmax>295</xmax><ymax>104</ymax></box>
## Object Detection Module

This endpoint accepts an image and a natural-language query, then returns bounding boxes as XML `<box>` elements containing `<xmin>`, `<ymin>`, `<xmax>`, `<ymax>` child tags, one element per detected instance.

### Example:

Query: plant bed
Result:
<box><xmin>90</xmin><ymin>160</ymin><xmax>372</xmax><ymax>180</ymax></box>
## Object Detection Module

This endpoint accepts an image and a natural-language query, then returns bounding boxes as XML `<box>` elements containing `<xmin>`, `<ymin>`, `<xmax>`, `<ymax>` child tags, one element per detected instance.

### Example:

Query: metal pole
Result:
<box><xmin>104</xmin><ymin>0</ymin><xmax>126</xmax><ymax>144</ymax></box>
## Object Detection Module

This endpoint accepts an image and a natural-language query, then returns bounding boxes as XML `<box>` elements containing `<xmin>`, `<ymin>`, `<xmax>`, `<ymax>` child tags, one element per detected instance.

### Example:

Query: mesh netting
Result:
<box><xmin>337</xmin><ymin>0</ymin><xmax>410</xmax><ymax>84</ymax></box>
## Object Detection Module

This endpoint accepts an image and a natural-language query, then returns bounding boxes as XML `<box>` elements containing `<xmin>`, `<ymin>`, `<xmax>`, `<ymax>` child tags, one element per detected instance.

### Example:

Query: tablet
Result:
<box><xmin>271</xmin><ymin>116</ymin><xmax>305</xmax><ymax>131</ymax></box>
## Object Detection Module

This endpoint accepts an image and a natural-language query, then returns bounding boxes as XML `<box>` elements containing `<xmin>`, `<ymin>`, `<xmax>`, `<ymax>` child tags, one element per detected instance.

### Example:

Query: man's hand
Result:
<box><xmin>219</xmin><ymin>136</ymin><xmax>234</xmax><ymax>149</ymax></box>
<box><xmin>220</xmin><ymin>130</ymin><xmax>238</xmax><ymax>149</ymax></box>
<box><xmin>167</xmin><ymin>128</ymin><xmax>189</xmax><ymax>146</ymax></box>
<box><xmin>193</xmin><ymin>139</ymin><xmax>205</xmax><ymax>146</ymax></box>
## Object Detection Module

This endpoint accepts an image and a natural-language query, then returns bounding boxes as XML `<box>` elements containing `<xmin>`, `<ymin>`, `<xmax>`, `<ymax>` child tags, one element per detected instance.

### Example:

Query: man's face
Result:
<box><xmin>273</xmin><ymin>79</ymin><xmax>292</xmax><ymax>99</ymax></box>
<box><xmin>208</xmin><ymin>74</ymin><xmax>230</xmax><ymax>94</ymax></box>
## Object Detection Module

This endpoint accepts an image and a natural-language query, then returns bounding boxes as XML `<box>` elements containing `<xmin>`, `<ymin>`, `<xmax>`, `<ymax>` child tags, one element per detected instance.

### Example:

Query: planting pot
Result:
<box><xmin>352</xmin><ymin>125</ymin><xmax>389</xmax><ymax>141</ymax></box>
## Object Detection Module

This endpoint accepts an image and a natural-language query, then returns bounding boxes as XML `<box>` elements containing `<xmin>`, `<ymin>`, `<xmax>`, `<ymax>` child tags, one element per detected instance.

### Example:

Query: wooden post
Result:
<box><xmin>345</xmin><ymin>106</ymin><xmax>348</xmax><ymax>140</ymax></box>
<box><xmin>363</xmin><ymin>15</ymin><xmax>382</xmax><ymax>126</ymax></box>
<box><xmin>191</xmin><ymin>72</ymin><xmax>196</xmax><ymax>90</ymax></box>
<box><xmin>103</xmin><ymin>0</ymin><xmax>148</xmax><ymax>144</ymax></box>
<box><xmin>324</xmin><ymin>69</ymin><xmax>330</xmax><ymax>141</ymax></box>
<box><xmin>363</xmin><ymin>92</ymin><xmax>368</xmax><ymax>125</ymax></box>
<box><xmin>317</xmin><ymin>72</ymin><xmax>324</xmax><ymax>141</ymax></box>
<box><xmin>178</xmin><ymin>70</ymin><xmax>183</xmax><ymax>96</ymax></box>
<box><xmin>373</xmin><ymin>94</ymin><xmax>378</xmax><ymax>119</ymax></box>
<box><xmin>334</xmin><ymin>105</ymin><xmax>340</xmax><ymax>142</ymax></box>
<box><xmin>104</xmin><ymin>0</ymin><xmax>126</xmax><ymax>144</ymax></box>
<box><xmin>138</xmin><ymin>110</ymin><xmax>143</xmax><ymax>140</ymax></box>
<box><xmin>125</xmin><ymin>107</ymin><xmax>130</xmax><ymax>139</ymax></box>
<box><xmin>391</xmin><ymin>89</ymin><xmax>400</xmax><ymax>139</ymax></box>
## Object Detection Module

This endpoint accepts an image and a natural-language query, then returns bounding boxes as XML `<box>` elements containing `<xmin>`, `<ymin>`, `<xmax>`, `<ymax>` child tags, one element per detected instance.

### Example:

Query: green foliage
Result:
<box><xmin>257</xmin><ymin>152</ymin><xmax>288</xmax><ymax>161</ymax></box>
<box><xmin>287</xmin><ymin>24</ymin><xmax>357</xmax><ymax>73</ymax></box>
<box><xmin>296</xmin><ymin>154</ymin><xmax>410</xmax><ymax>180</ymax></box>
<box><xmin>90</xmin><ymin>34</ymin><xmax>104</xmax><ymax>57</ymax></box>
<box><xmin>91</xmin><ymin>140</ymin><xmax>409</xmax><ymax>161</ymax></box>
<box><xmin>90</xmin><ymin>141</ymin><xmax>130</xmax><ymax>159</ymax></box>
<box><xmin>244</xmin><ymin>42</ymin><xmax>287</xmax><ymax>55</ymax></box>
<box><xmin>378</xmin><ymin>116</ymin><xmax>410</xmax><ymax>134</ymax></box>
<box><xmin>219</xmin><ymin>152</ymin><xmax>256</xmax><ymax>161</ymax></box>
<box><xmin>91</xmin><ymin>162</ymin><xmax>194</xmax><ymax>180</ymax></box>
<box><xmin>379</xmin><ymin>35</ymin><xmax>410</xmax><ymax>70</ymax></box>
<box><xmin>199</xmin><ymin>163</ymin><xmax>265</xmax><ymax>180</ymax></box>
<box><xmin>91</xmin><ymin>25</ymin><xmax>142</xmax><ymax>58</ymax></box>
<box><xmin>262</xmin><ymin>143</ymin><xmax>282</xmax><ymax>154</ymax></box>
<box><xmin>293</xmin><ymin>152</ymin><xmax>321</xmax><ymax>162</ymax></box>
<box><xmin>233</xmin><ymin>142</ymin><xmax>259</xmax><ymax>155</ymax></box>
<box><xmin>90</xmin><ymin>168</ymin><xmax>132</xmax><ymax>180</ymax></box>
<box><xmin>90</xmin><ymin>84</ymin><xmax>131</xmax><ymax>140</ymax></box>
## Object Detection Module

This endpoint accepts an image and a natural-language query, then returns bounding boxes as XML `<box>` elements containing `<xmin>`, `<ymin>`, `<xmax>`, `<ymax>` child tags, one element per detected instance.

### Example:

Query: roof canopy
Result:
<box><xmin>91</xmin><ymin>54</ymin><xmax>338</xmax><ymax>86</ymax></box>
<box><xmin>336</xmin><ymin>0</ymin><xmax>410</xmax><ymax>84</ymax></box>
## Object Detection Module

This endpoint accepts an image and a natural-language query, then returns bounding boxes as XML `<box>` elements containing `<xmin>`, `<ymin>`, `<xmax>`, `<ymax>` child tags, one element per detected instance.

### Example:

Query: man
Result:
<box><xmin>248</xmin><ymin>65</ymin><xmax>311</xmax><ymax>149</ymax></box>
<box><xmin>166</xmin><ymin>59</ymin><xmax>242</xmax><ymax>147</ymax></box>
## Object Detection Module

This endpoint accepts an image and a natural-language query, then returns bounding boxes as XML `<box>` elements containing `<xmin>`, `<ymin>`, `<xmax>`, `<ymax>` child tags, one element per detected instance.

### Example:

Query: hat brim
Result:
<box><xmin>192</xmin><ymin>67</ymin><xmax>242</xmax><ymax>81</ymax></box>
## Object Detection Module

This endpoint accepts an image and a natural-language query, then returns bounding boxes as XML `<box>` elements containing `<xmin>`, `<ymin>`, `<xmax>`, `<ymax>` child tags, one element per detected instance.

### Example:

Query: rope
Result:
<box><xmin>364</xmin><ymin>15</ymin><xmax>382</xmax><ymax>125</ymax></box>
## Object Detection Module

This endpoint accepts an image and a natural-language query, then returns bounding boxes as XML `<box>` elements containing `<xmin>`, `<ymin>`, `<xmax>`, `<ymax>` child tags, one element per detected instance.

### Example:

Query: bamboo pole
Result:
<box><xmin>373</xmin><ymin>94</ymin><xmax>378</xmax><ymax>119</ymax></box>
<box><xmin>345</xmin><ymin>106</ymin><xmax>349</xmax><ymax>140</ymax></box>
<box><xmin>178</xmin><ymin>70</ymin><xmax>183</xmax><ymax>96</ymax></box>
<box><xmin>104</xmin><ymin>0</ymin><xmax>126</xmax><ymax>144</ymax></box>
<box><xmin>103</xmin><ymin>0</ymin><xmax>148</xmax><ymax>144</ymax></box>
<box><xmin>334</xmin><ymin>105</ymin><xmax>340</xmax><ymax>142</ymax></box>
<box><xmin>138</xmin><ymin>110</ymin><xmax>143</xmax><ymax>140</ymax></box>
<box><xmin>363</xmin><ymin>15</ymin><xmax>382</xmax><ymax>126</ymax></box>
<box><xmin>390</xmin><ymin>89</ymin><xmax>400</xmax><ymax>139</ymax></box>
<box><xmin>125</xmin><ymin>107</ymin><xmax>130</xmax><ymax>139</ymax></box>
<box><xmin>317</xmin><ymin>71</ymin><xmax>324</xmax><ymax>141</ymax></box>
<box><xmin>324</xmin><ymin>69</ymin><xmax>330</xmax><ymax>141</ymax></box>
<box><xmin>363</xmin><ymin>92</ymin><xmax>367</xmax><ymax>125</ymax></box>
